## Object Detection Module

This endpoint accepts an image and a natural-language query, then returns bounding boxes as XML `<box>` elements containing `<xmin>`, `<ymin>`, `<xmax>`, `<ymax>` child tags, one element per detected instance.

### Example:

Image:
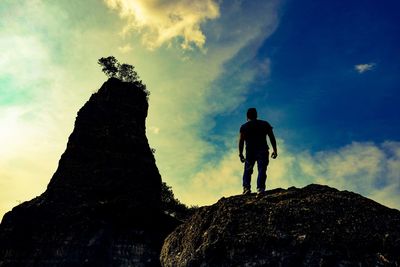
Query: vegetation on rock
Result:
<box><xmin>161</xmin><ymin>182</ymin><xmax>197</xmax><ymax>221</ymax></box>
<box><xmin>98</xmin><ymin>56</ymin><xmax>149</xmax><ymax>96</ymax></box>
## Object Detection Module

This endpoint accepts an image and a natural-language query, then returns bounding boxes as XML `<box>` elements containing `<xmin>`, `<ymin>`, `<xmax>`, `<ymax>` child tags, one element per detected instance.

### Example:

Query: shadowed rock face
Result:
<box><xmin>161</xmin><ymin>184</ymin><xmax>400</xmax><ymax>267</ymax></box>
<box><xmin>0</xmin><ymin>78</ymin><xmax>177</xmax><ymax>267</ymax></box>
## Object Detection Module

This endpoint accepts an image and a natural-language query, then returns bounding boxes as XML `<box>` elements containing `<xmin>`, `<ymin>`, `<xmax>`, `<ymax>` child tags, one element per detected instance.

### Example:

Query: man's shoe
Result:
<box><xmin>257</xmin><ymin>188</ymin><xmax>266</xmax><ymax>196</ymax></box>
<box><xmin>243</xmin><ymin>188</ymin><xmax>251</xmax><ymax>195</ymax></box>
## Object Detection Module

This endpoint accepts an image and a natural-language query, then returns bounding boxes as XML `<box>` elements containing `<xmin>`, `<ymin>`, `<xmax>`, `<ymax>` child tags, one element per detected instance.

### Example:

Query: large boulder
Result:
<box><xmin>161</xmin><ymin>184</ymin><xmax>400</xmax><ymax>266</ymax></box>
<box><xmin>0</xmin><ymin>78</ymin><xmax>177</xmax><ymax>267</ymax></box>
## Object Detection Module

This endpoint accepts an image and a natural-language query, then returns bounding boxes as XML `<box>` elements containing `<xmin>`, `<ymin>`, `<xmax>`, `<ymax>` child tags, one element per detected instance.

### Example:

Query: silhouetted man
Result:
<box><xmin>239</xmin><ymin>108</ymin><xmax>277</xmax><ymax>195</ymax></box>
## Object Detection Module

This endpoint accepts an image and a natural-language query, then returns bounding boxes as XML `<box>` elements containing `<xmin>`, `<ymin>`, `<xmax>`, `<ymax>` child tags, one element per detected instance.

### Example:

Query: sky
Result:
<box><xmin>1</xmin><ymin>0</ymin><xmax>399</xmax><ymax>219</ymax></box>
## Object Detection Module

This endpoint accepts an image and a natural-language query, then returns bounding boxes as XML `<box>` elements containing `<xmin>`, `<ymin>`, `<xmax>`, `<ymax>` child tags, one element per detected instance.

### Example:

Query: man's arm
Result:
<box><xmin>268</xmin><ymin>129</ymin><xmax>278</xmax><ymax>159</ymax></box>
<box><xmin>238</xmin><ymin>132</ymin><xmax>245</xmax><ymax>162</ymax></box>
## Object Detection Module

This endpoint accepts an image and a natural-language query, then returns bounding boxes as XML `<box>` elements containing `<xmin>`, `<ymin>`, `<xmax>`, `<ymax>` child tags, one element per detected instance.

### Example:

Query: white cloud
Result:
<box><xmin>296</xmin><ymin>142</ymin><xmax>400</xmax><ymax>209</ymax></box>
<box><xmin>355</xmin><ymin>63</ymin><xmax>376</xmax><ymax>73</ymax></box>
<box><xmin>182</xmin><ymin>149</ymin><xmax>243</xmax><ymax>205</ymax></box>
<box><xmin>118</xmin><ymin>43</ymin><xmax>133</xmax><ymax>53</ymax></box>
<box><xmin>182</xmin><ymin>141</ymin><xmax>400</xmax><ymax>210</ymax></box>
<box><xmin>104</xmin><ymin>0</ymin><xmax>220</xmax><ymax>50</ymax></box>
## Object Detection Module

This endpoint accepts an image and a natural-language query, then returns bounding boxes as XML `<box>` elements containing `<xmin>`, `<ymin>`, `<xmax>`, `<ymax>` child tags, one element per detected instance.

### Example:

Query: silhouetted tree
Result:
<box><xmin>98</xmin><ymin>56</ymin><xmax>119</xmax><ymax>78</ymax></box>
<box><xmin>98</xmin><ymin>56</ymin><xmax>150</xmax><ymax>97</ymax></box>
<box><xmin>161</xmin><ymin>182</ymin><xmax>197</xmax><ymax>221</ymax></box>
<box><xmin>118</xmin><ymin>63</ymin><xmax>138</xmax><ymax>83</ymax></box>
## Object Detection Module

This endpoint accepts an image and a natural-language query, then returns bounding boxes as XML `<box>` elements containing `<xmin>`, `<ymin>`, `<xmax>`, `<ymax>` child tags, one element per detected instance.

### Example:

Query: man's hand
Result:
<box><xmin>239</xmin><ymin>154</ymin><xmax>245</xmax><ymax>163</ymax></box>
<box><xmin>271</xmin><ymin>151</ymin><xmax>278</xmax><ymax>159</ymax></box>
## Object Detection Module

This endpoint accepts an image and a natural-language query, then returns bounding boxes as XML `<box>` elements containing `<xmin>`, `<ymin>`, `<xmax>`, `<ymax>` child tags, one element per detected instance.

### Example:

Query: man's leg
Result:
<box><xmin>242</xmin><ymin>156</ymin><xmax>255</xmax><ymax>193</ymax></box>
<box><xmin>256</xmin><ymin>150</ymin><xmax>269</xmax><ymax>193</ymax></box>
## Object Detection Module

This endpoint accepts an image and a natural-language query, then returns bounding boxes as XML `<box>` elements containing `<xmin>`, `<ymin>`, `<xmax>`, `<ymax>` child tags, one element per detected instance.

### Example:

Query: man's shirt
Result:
<box><xmin>240</xmin><ymin>119</ymin><xmax>273</xmax><ymax>155</ymax></box>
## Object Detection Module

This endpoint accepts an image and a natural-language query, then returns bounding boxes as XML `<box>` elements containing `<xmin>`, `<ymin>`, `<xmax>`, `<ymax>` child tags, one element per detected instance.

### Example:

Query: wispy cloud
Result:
<box><xmin>355</xmin><ymin>63</ymin><xmax>376</xmax><ymax>73</ymax></box>
<box><xmin>104</xmin><ymin>0</ymin><xmax>220</xmax><ymax>50</ymax></box>
<box><xmin>118</xmin><ymin>43</ymin><xmax>133</xmax><ymax>53</ymax></box>
<box><xmin>144</xmin><ymin>0</ymin><xmax>281</xmax><ymax>202</ymax></box>
<box><xmin>0</xmin><ymin>35</ymin><xmax>50</xmax><ymax>90</ymax></box>
<box><xmin>295</xmin><ymin>141</ymin><xmax>400</xmax><ymax>209</ymax></box>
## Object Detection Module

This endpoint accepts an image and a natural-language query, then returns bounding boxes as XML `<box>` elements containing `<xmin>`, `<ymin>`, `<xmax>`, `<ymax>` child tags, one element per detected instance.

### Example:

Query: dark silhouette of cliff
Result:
<box><xmin>161</xmin><ymin>184</ymin><xmax>400</xmax><ymax>267</ymax></box>
<box><xmin>0</xmin><ymin>78</ymin><xmax>178</xmax><ymax>266</ymax></box>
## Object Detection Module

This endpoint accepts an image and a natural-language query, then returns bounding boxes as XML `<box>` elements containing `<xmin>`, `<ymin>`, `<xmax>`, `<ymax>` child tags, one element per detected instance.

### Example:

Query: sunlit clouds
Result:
<box><xmin>104</xmin><ymin>0</ymin><xmax>220</xmax><ymax>50</ymax></box>
<box><xmin>183</xmin><ymin>141</ymin><xmax>400</xmax><ymax>210</ymax></box>
<box><xmin>355</xmin><ymin>63</ymin><xmax>376</xmax><ymax>73</ymax></box>
<box><xmin>118</xmin><ymin>44</ymin><xmax>133</xmax><ymax>53</ymax></box>
<box><xmin>294</xmin><ymin>141</ymin><xmax>400</xmax><ymax>209</ymax></box>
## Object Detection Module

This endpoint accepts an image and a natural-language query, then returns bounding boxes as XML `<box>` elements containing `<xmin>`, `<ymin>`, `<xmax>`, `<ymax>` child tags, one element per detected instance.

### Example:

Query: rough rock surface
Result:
<box><xmin>161</xmin><ymin>184</ymin><xmax>400</xmax><ymax>266</ymax></box>
<box><xmin>0</xmin><ymin>78</ymin><xmax>177</xmax><ymax>266</ymax></box>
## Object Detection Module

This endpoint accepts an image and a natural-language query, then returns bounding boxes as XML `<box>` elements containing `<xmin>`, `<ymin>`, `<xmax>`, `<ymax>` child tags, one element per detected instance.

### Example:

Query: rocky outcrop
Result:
<box><xmin>0</xmin><ymin>78</ymin><xmax>178</xmax><ymax>266</ymax></box>
<box><xmin>161</xmin><ymin>184</ymin><xmax>400</xmax><ymax>266</ymax></box>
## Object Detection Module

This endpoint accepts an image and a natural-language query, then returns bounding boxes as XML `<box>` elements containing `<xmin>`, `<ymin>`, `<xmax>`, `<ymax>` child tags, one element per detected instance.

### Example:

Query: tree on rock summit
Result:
<box><xmin>98</xmin><ymin>56</ymin><xmax>139</xmax><ymax>83</ymax></box>
<box><xmin>98</xmin><ymin>56</ymin><xmax>119</xmax><ymax>78</ymax></box>
<box><xmin>98</xmin><ymin>56</ymin><xmax>149</xmax><ymax>95</ymax></box>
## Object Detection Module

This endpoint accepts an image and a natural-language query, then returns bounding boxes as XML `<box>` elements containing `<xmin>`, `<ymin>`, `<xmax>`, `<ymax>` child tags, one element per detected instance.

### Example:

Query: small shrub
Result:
<box><xmin>161</xmin><ymin>182</ymin><xmax>196</xmax><ymax>221</ymax></box>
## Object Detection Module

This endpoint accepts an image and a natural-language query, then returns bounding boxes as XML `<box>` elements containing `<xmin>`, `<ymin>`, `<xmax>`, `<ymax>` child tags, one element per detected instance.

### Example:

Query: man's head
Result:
<box><xmin>247</xmin><ymin>108</ymin><xmax>257</xmax><ymax>120</ymax></box>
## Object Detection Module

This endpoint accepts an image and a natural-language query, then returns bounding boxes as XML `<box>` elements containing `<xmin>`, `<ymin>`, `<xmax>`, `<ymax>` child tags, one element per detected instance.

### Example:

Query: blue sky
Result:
<box><xmin>261</xmin><ymin>0</ymin><xmax>400</xmax><ymax>150</ymax></box>
<box><xmin>212</xmin><ymin>0</ymin><xmax>400</xmax><ymax>151</ymax></box>
<box><xmin>1</xmin><ymin>0</ymin><xmax>399</xmax><ymax>219</ymax></box>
